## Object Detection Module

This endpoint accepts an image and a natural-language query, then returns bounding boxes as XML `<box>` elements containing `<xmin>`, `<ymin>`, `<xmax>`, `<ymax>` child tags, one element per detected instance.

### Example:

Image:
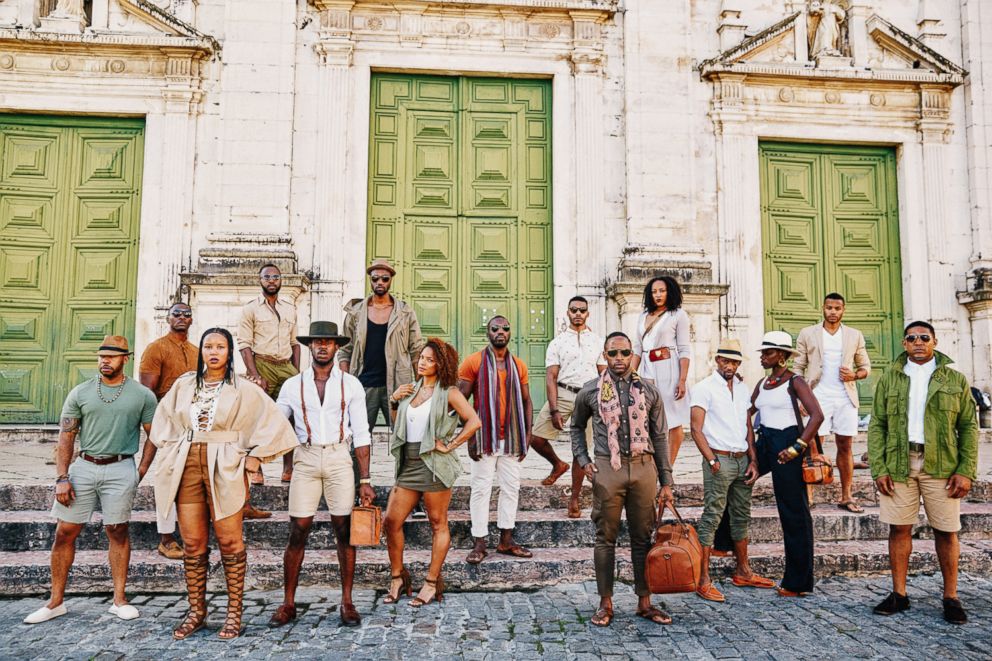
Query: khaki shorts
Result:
<box><xmin>879</xmin><ymin>450</ymin><xmax>961</xmax><ymax>533</ymax></box>
<box><xmin>532</xmin><ymin>387</ymin><xmax>592</xmax><ymax>442</ymax></box>
<box><xmin>51</xmin><ymin>456</ymin><xmax>138</xmax><ymax>526</ymax></box>
<box><xmin>288</xmin><ymin>443</ymin><xmax>355</xmax><ymax>517</ymax></box>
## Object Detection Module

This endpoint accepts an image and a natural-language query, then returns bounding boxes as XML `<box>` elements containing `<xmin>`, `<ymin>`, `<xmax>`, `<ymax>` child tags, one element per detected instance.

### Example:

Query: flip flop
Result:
<box><xmin>466</xmin><ymin>549</ymin><xmax>488</xmax><ymax>565</ymax></box>
<box><xmin>837</xmin><ymin>500</ymin><xmax>864</xmax><ymax>513</ymax></box>
<box><xmin>496</xmin><ymin>544</ymin><xmax>533</xmax><ymax>558</ymax></box>
<box><xmin>635</xmin><ymin>606</ymin><xmax>672</xmax><ymax>625</ymax></box>
<box><xmin>541</xmin><ymin>463</ymin><xmax>569</xmax><ymax>487</ymax></box>
<box><xmin>591</xmin><ymin>607</ymin><xmax>613</xmax><ymax>627</ymax></box>
<box><xmin>732</xmin><ymin>574</ymin><xmax>776</xmax><ymax>589</ymax></box>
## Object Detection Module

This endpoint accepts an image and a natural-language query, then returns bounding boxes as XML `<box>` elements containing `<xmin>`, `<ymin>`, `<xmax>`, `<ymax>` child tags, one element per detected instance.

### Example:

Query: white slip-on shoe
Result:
<box><xmin>23</xmin><ymin>604</ymin><xmax>67</xmax><ymax>624</ymax></box>
<box><xmin>108</xmin><ymin>603</ymin><xmax>140</xmax><ymax>620</ymax></box>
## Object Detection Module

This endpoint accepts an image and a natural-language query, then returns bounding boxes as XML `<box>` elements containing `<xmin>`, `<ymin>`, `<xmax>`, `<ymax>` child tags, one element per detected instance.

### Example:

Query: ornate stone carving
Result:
<box><xmin>824</xmin><ymin>90</ymin><xmax>840</xmax><ymax>103</ymax></box>
<box><xmin>109</xmin><ymin>59</ymin><xmax>126</xmax><ymax>73</ymax></box>
<box><xmin>778</xmin><ymin>86</ymin><xmax>794</xmax><ymax>102</ymax></box>
<box><xmin>869</xmin><ymin>92</ymin><xmax>885</xmax><ymax>107</ymax></box>
<box><xmin>538</xmin><ymin>23</ymin><xmax>561</xmax><ymax>40</ymax></box>
<box><xmin>0</xmin><ymin>54</ymin><xmax>13</xmax><ymax>70</ymax></box>
<box><xmin>51</xmin><ymin>56</ymin><xmax>69</xmax><ymax>71</ymax></box>
<box><xmin>809</xmin><ymin>0</ymin><xmax>848</xmax><ymax>58</ymax></box>
<box><xmin>365</xmin><ymin>16</ymin><xmax>383</xmax><ymax>31</ymax></box>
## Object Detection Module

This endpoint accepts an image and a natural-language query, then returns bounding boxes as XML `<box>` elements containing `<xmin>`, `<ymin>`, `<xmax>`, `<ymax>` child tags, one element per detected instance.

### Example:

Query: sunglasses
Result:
<box><xmin>606</xmin><ymin>349</ymin><xmax>633</xmax><ymax>358</ymax></box>
<box><xmin>905</xmin><ymin>334</ymin><xmax>932</xmax><ymax>344</ymax></box>
<box><xmin>170</xmin><ymin>311</ymin><xmax>192</xmax><ymax>318</ymax></box>
<box><xmin>371</xmin><ymin>275</ymin><xmax>391</xmax><ymax>283</ymax></box>
<box><xmin>568</xmin><ymin>307</ymin><xmax>588</xmax><ymax>314</ymax></box>
<box><xmin>490</xmin><ymin>325</ymin><xmax>511</xmax><ymax>332</ymax></box>
<box><xmin>261</xmin><ymin>275</ymin><xmax>281</xmax><ymax>281</ymax></box>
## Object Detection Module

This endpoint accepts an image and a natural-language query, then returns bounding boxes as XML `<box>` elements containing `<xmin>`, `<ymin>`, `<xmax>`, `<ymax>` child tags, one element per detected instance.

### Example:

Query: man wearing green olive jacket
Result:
<box><xmin>867</xmin><ymin>320</ymin><xmax>978</xmax><ymax>625</ymax></box>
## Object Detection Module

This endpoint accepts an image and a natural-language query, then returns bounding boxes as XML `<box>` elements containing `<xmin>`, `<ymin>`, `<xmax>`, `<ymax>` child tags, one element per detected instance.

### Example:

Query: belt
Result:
<box><xmin>80</xmin><ymin>453</ymin><xmax>132</xmax><ymax>465</ymax></box>
<box><xmin>255</xmin><ymin>354</ymin><xmax>292</xmax><ymax>365</ymax></box>
<box><xmin>908</xmin><ymin>442</ymin><xmax>925</xmax><ymax>454</ymax></box>
<box><xmin>557</xmin><ymin>382</ymin><xmax>582</xmax><ymax>394</ymax></box>
<box><xmin>185</xmin><ymin>430</ymin><xmax>241</xmax><ymax>443</ymax></box>
<box><xmin>712</xmin><ymin>449</ymin><xmax>748</xmax><ymax>458</ymax></box>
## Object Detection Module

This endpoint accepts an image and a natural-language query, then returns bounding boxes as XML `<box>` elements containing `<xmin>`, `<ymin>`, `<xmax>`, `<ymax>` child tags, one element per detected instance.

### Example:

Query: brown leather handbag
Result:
<box><xmin>350</xmin><ymin>506</ymin><xmax>383</xmax><ymax>546</ymax></box>
<box><xmin>646</xmin><ymin>502</ymin><xmax>703</xmax><ymax>594</ymax></box>
<box><xmin>786</xmin><ymin>378</ymin><xmax>835</xmax><ymax>485</ymax></box>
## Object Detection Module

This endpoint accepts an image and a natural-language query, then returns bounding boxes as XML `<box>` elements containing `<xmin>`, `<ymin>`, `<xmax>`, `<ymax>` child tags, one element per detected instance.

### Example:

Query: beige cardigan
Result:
<box><xmin>793</xmin><ymin>323</ymin><xmax>872</xmax><ymax>408</ymax></box>
<box><xmin>150</xmin><ymin>373</ymin><xmax>298</xmax><ymax>521</ymax></box>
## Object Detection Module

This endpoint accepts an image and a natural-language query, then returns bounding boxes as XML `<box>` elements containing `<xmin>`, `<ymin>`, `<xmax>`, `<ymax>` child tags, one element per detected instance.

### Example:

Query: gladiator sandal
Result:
<box><xmin>173</xmin><ymin>553</ymin><xmax>209</xmax><ymax>640</ymax></box>
<box><xmin>219</xmin><ymin>550</ymin><xmax>248</xmax><ymax>640</ymax></box>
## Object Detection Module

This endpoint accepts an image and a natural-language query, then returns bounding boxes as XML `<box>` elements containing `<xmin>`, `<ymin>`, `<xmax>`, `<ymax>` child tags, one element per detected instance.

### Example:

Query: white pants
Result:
<box><xmin>156</xmin><ymin>502</ymin><xmax>177</xmax><ymax>535</ymax></box>
<box><xmin>469</xmin><ymin>454</ymin><xmax>522</xmax><ymax>538</ymax></box>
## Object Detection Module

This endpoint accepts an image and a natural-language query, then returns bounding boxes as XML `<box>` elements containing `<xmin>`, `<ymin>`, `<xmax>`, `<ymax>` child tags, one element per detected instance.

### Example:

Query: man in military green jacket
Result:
<box><xmin>868</xmin><ymin>321</ymin><xmax>978</xmax><ymax>625</ymax></box>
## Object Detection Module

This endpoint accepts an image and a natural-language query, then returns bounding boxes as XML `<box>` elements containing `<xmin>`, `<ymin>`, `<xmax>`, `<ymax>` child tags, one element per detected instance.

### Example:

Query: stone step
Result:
<box><xmin>4</xmin><ymin>539</ymin><xmax>992</xmax><ymax>595</ymax></box>
<box><xmin>5</xmin><ymin>503</ymin><xmax>991</xmax><ymax>553</ymax></box>
<box><xmin>4</xmin><ymin>478</ymin><xmax>992</xmax><ymax>513</ymax></box>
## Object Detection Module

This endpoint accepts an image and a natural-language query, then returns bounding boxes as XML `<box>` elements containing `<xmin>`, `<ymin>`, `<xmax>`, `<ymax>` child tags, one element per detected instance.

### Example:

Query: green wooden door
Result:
<box><xmin>760</xmin><ymin>142</ymin><xmax>903</xmax><ymax>410</ymax></box>
<box><xmin>0</xmin><ymin>115</ymin><xmax>144</xmax><ymax>423</ymax></box>
<box><xmin>368</xmin><ymin>74</ymin><xmax>553</xmax><ymax>408</ymax></box>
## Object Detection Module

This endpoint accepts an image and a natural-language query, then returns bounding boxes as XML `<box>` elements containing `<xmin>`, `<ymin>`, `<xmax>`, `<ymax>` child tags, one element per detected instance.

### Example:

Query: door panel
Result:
<box><xmin>0</xmin><ymin>116</ymin><xmax>143</xmax><ymax>423</ymax></box>
<box><xmin>761</xmin><ymin>143</ymin><xmax>903</xmax><ymax>412</ymax></box>
<box><xmin>368</xmin><ymin>74</ymin><xmax>552</xmax><ymax>409</ymax></box>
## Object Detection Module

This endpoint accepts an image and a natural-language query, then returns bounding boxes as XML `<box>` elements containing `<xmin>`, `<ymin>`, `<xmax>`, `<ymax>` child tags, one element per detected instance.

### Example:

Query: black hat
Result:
<box><xmin>297</xmin><ymin>321</ymin><xmax>350</xmax><ymax>346</ymax></box>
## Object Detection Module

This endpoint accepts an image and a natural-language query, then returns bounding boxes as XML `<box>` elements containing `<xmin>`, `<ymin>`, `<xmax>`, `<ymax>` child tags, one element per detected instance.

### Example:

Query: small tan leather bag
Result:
<box><xmin>646</xmin><ymin>502</ymin><xmax>703</xmax><ymax>594</ymax></box>
<box><xmin>350</xmin><ymin>506</ymin><xmax>383</xmax><ymax>546</ymax></box>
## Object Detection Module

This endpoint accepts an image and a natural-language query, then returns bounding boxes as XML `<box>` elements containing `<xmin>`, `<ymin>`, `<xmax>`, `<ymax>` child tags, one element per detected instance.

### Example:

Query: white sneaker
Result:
<box><xmin>23</xmin><ymin>603</ymin><xmax>67</xmax><ymax>624</ymax></box>
<box><xmin>108</xmin><ymin>603</ymin><xmax>140</xmax><ymax>620</ymax></box>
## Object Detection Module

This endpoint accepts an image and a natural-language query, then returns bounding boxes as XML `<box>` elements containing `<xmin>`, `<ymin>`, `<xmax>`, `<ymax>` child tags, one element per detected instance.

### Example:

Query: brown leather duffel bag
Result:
<box><xmin>350</xmin><ymin>506</ymin><xmax>383</xmax><ymax>546</ymax></box>
<box><xmin>646</xmin><ymin>501</ymin><xmax>703</xmax><ymax>594</ymax></box>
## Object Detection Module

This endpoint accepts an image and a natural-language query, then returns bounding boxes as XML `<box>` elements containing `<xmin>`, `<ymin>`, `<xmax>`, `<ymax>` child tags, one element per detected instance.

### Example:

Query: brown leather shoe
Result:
<box><xmin>268</xmin><ymin>604</ymin><xmax>297</xmax><ymax>628</ymax></box>
<box><xmin>340</xmin><ymin>602</ymin><xmax>361</xmax><ymax>627</ymax></box>
<box><xmin>243</xmin><ymin>503</ymin><xmax>272</xmax><ymax>519</ymax></box>
<box><xmin>157</xmin><ymin>540</ymin><xmax>184</xmax><ymax>560</ymax></box>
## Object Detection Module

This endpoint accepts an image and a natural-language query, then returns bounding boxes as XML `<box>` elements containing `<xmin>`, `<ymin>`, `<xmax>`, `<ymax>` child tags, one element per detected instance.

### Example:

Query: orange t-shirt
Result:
<box><xmin>458</xmin><ymin>350</ymin><xmax>529</xmax><ymax>433</ymax></box>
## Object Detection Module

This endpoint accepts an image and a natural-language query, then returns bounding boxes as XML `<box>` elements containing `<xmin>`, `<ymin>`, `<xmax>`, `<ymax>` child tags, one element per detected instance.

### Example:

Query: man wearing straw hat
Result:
<box><xmin>24</xmin><ymin>336</ymin><xmax>158</xmax><ymax>625</ymax></box>
<box><xmin>689</xmin><ymin>339</ymin><xmax>775</xmax><ymax>602</ymax></box>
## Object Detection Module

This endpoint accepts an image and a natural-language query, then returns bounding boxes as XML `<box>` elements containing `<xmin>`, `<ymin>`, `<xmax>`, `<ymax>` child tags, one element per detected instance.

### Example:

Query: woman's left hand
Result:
<box><xmin>674</xmin><ymin>381</ymin><xmax>687</xmax><ymax>400</ymax></box>
<box><xmin>245</xmin><ymin>456</ymin><xmax>262</xmax><ymax>475</ymax></box>
<box><xmin>433</xmin><ymin>438</ymin><xmax>451</xmax><ymax>454</ymax></box>
<box><xmin>777</xmin><ymin>447</ymin><xmax>800</xmax><ymax>465</ymax></box>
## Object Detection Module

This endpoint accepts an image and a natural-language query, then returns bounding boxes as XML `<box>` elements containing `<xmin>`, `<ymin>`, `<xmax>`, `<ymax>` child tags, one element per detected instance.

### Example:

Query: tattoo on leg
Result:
<box><xmin>60</xmin><ymin>417</ymin><xmax>80</xmax><ymax>433</ymax></box>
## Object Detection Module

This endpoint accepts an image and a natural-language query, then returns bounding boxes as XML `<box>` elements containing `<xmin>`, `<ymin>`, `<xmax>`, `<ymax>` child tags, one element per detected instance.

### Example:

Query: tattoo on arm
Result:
<box><xmin>60</xmin><ymin>417</ymin><xmax>80</xmax><ymax>434</ymax></box>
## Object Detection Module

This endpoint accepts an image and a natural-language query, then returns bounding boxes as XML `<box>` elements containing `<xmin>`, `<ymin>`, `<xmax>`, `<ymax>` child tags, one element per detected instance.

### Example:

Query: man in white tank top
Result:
<box><xmin>793</xmin><ymin>293</ymin><xmax>871</xmax><ymax>512</ymax></box>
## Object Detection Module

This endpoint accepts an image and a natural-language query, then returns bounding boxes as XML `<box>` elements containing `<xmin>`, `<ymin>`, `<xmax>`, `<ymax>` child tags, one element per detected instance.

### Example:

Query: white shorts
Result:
<box><xmin>815</xmin><ymin>390</ymin><xmax>858</xmax><ymax>437</ymax></box>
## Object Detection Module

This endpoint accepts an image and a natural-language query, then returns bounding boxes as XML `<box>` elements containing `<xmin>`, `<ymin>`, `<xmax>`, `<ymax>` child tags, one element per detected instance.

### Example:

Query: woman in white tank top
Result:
<box><xmin>749</xmin><ymin>331</ymin><xmax>827</xmax><ymax>598</ymax></box>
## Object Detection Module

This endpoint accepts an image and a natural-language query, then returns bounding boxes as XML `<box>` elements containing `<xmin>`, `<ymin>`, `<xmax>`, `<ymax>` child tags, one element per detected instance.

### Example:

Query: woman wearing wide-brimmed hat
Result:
<box><xmin>749</xmin><ymin>330</ymin><xmax>827</xmax><ymax>597</ymax></box>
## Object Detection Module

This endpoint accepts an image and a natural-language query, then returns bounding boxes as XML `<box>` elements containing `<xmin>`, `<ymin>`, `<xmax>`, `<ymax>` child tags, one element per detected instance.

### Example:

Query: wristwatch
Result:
<box><xmin>708</xmin><ymin>458</ymin><xmax>718</xmax><ymax>467</ymax></box>
<box><xmin>359</xmin><ymin>477</ymin><xmax>371</xmax><ymax>485</ymax></box>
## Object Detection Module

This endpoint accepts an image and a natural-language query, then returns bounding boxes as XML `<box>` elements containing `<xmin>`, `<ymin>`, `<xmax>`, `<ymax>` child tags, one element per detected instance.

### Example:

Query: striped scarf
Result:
<box><xmin>474</xmin><ymin>347</ymin><xmax>528</xmax><ymax>456</ymax></box>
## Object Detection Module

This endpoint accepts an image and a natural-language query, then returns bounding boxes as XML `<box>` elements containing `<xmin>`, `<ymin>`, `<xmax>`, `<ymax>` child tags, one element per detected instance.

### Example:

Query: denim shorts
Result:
<box><xmin>50</xmin><ymin>456</ymin><xmax>138</xmax><ymax>525</ymax></box>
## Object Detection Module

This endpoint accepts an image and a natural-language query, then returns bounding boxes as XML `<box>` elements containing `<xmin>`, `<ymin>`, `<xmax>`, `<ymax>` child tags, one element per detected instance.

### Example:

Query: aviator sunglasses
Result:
<box><xmin>605</xmin><ymin>349</ymin><xmax>633</xmax><ymax>358</ymax></box>
<box><xmin>568</xmin><ymin>306</ymin><xmax>588</xmax><ymax>314</ymax></box>
<box><xmin>490</xmin><ymin>325</ymin><xmax>511</xmax><ymax>332</ymax></box>
<box><xmin>371</xmin><ymin>275</ymin><xmax>391</xmax><ymax>283</ymax></box>
<box><xmin>170</xmin><ymin>310</ymin><xmax>193</xmax><ymax>318</ymax></box>
<box><xmin>905</xmin><ymin>334</ymin><xmax>932</xmax><ymax>344</ymax></box>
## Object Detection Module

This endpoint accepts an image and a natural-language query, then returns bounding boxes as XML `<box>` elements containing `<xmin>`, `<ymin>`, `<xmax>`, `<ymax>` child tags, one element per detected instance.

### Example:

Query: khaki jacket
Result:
<box><xmin>149</xmin><ymin>374</ymin><xmax>298</xmax><ymax>521</ymax></box>
<box><xmin>793</xmin><ymin>323</ymin><xmax>871</xmax><ymax>408</ymax></box>
<box><xmin>338</xmin><ymin>296</ymin><xmax>425</xmax><ymax>395</ymax></box>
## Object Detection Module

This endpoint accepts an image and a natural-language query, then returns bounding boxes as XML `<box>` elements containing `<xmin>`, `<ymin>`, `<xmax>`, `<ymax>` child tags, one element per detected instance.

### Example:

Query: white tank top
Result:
<box><xmin>755</xmin><ymin>378</ymin><xmax>799</xmax><ymax>430</ymax></box>
<box><xmin>405</xmin><ymin>400</ymin><xmax>431</xmax><ymax>444</ymax></box>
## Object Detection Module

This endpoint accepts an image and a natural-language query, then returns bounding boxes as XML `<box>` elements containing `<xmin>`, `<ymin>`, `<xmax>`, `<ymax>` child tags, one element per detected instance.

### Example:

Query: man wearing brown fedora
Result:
<box><xmin>689</xmin><ymin>339</ymin><xmax>774</xmax><ymax>602</ymax></box>
<box><xmin>237</xmin><ymin>262</ymin><xmax>301</xmax><ymax>515</ymax></box>
<box><xmin>270</xmin><ymin>321</ymin><xmax>375</xmax><ymax>628</ymax></box>
<box><xmin>339</xmin><ymin>259</ymin><xmax>425</xmax><ymax>433</ymax></box>
<box><xmin>25</xmin><ymin>336</ymin><xmax>158</xmax><ymax>625</ymax></box>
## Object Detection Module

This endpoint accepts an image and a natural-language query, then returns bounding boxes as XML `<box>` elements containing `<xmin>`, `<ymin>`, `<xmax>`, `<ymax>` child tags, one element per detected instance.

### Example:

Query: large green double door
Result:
<box><xmin>367</xmin><ymin>74</ymin><xmax>553</xmax><ymax>407</ymax></box>
<box><xmin>0</xmin><ymin>115</ymin><xmax>144</xmax><ymax>423</ymax></box>
<box><xmin>760</xmin><ymin>142</ymin><xmax>903</xmax><ymax>410</ymax></box>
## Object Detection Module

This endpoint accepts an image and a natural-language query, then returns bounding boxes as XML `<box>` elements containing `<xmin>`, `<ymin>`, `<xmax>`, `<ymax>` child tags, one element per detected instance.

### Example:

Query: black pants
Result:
<box><xmin>756</xmin><ymin>425</ymin><xmax>815</xmax><ymax>593</ymax></box>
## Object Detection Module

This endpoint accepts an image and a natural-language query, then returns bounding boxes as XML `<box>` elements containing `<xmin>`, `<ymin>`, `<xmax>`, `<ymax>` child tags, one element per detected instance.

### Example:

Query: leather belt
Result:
<box><xmin>80</xmin><ymin>453</ymin><xmax>132</xmax><ymax>465</ymax></box>
<box><xmin>557</xmin><ymin>382</ymin><xmax>582</xmax><ymax>394</ymax></box>
<box><xmin>712</xmin><ymin>449</ymin><xmax>748</xmax><ymax>458</ymax></box>
<box><xmin>908</xmin><ymin>442</ymin><xmax>925</xmax><ymax>454</ymax></box>
<box><xmin>255</xmin><ymin>354</ymin><xmax>292</xmax><ymax>365</ymax></box>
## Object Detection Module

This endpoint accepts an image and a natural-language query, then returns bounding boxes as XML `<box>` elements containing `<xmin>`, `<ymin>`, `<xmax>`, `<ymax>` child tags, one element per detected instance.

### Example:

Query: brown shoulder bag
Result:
<box><xmin>646</xmin><ymin>501</ymin><xmax>703</xmax><ymax>594</ymax></box>
<box><xmin>786</xmin><ymin>377</ymin><xmax>834</xmax><ymax>485</ymax></box>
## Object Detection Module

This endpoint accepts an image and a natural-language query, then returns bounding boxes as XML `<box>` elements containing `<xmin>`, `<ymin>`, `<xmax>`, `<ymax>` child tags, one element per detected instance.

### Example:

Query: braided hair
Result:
<box><xmin>196</xmin><ymin>327</ymin><xmax>236</xmax><ymax>391</ymax></box>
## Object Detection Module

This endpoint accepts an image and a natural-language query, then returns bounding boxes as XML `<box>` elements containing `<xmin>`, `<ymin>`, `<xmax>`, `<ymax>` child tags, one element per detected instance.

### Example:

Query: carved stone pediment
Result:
<box><xmin>112</xmin><ymin>0</ymin><xmax>217</xmax><ymax>48</ymax></box>
<box><xmin>700</xmin><ymin>11</ymin><xmax>965</xmax><ymax>86</ymax></box>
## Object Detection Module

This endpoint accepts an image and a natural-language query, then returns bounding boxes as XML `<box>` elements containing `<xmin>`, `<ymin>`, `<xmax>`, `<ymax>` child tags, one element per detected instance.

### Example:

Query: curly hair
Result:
<box><xmin>422</xmin><ymin>337</ymin><xmax>460</xmax><ymax>388</ymax></box>
<box><xmin>642</xmin><ymin>275</ymin><xmax>684</xmax><ymax>313</ymax></box>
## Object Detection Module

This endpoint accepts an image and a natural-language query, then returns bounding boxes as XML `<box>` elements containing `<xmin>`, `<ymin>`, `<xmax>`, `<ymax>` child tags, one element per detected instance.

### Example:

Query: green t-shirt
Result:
<box><xmin>60</xmin><ymin>377</ymin><xmax>158</xmax><ymax>456</ymax></box>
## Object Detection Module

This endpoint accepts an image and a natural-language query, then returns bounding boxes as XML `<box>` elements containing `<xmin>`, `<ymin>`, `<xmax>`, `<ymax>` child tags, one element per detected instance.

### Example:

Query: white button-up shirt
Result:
<box><xmin>545</xmin><ymin>327</ymin><xmax>607</xmax><ymax>388</ymax></box>
<box><xmin>689</xmin><ymin>371</ymin><xmax>750</xmax><ymax>453</ymax></box>
<box><xmin>904</xmin><ymin>357</ymin><xmax>937</xmax><ymax>444</ymax></box>
<box><xmin>277</xmin><ymin>365</ymin><xmax>371</xmax><ymax>447</ymax></box>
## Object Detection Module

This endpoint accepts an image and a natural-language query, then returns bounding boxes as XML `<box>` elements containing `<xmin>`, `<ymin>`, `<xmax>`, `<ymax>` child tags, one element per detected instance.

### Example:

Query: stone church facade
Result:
<box><xmin>1</xmin><ymin>0</ymin><xmax>990</xmax><ymax>422</ymax></box>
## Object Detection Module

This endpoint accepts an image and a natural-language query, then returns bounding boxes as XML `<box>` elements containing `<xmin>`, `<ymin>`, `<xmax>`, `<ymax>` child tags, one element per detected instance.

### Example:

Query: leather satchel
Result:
<box><xmin>646</xmin><ymin>502</ymin><xmax>703</xmax><ymax>594</ymax></box>
<box><xmin>786</xmin><ymin>378</ymin><xmax>835</xmax><ymax>485</ymax></box>
<box><xmin>350</xmin><ymin>506</ymin><xmax>383</xmax><ymax>546</ymax></box>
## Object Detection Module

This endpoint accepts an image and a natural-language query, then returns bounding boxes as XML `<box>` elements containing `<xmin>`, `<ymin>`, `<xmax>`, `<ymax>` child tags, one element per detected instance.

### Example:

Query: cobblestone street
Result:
<box><xmin>0</xmin><ymin>574</ymin><xmax>989</xmax><ymax>660</ymax></box>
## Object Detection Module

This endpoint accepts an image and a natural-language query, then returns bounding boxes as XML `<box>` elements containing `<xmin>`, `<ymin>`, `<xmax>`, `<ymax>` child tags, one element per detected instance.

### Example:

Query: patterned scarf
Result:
<box><xmin>598</xmin><ymin>369</ymin><xmax>650</xmax><ymax>470</ymax></box>
<box><xmin>474</xmin><ymin>346</ymin><xmax>528</xmax><ymax>456</ymax></box>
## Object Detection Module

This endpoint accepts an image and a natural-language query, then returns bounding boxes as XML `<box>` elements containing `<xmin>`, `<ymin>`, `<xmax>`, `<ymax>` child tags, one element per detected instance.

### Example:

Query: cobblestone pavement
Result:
<box><xmin>1</xmin><ymin>574</ymin><xmax>989</xmax><ymax>660</ymax></box>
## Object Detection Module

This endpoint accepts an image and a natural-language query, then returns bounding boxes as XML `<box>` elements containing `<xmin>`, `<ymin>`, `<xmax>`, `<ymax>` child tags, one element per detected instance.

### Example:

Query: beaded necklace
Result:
<box><xmin>96</xmin><ymin>376</ymin><xmax>127</xmax><ymax>404</ymax></box>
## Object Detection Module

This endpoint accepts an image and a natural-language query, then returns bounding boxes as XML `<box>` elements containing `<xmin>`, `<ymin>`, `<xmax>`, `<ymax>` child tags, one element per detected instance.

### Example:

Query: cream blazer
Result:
<box><xmin>793</xmin><ymin>324</ymin><xmax>872</xmax><ymax>408</ymax></box>
<box><xmin>150</xmin><ymin>373</ymin><xmax>298</xmax><ymax>521</ymax></box>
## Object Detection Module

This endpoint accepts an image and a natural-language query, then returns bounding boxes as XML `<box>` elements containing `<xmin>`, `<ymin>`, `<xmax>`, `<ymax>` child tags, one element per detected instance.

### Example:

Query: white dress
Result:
<box><xmin>634</xmin><ymin>308</ymin><xmax>692</xmax><ymax>428</ymax></box>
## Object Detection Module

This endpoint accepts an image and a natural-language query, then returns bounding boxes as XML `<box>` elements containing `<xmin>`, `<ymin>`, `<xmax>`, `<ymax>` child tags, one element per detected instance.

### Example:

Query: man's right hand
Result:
<box><xmin>550</xmin><ymin>411</ymin><xmax>564</xmax><ymax>431</ymax></box>
<box><xmin>582</xmin><ymin>462</ymin><xmax>597</xmax><ymax>480</ymax></box>
<box><xmin>709</xmin><ymin>459</ymin><xmax>721</xmax><ymax>475</ymax></box>
<box><xmin>874</xmin><ymin>475</ymin><xmax>895</xmax><ymax>497</ymax></box>
<box><xmin>55</xmin><ymin>480</ymin><xmax>74</xmax><ymax>507</ymax></box>
<box><xmin>247</xmin><ymin>372</ymin><xmax>268</xmax><ymax>391</ymax></box>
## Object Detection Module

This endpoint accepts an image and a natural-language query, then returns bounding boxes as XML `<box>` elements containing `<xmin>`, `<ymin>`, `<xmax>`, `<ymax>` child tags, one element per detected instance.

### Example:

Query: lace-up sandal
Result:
<box><xmin>173</xmin><ymin>553</ymin><xmax>209</xmax><ymax>640</ymax></box>
<box><xmin>219</xmin><ymin>551</ymin><xmax>247</xmax><ymax>639</ymax></box>
<box><xmin>382</xmin><ymin>568</ymin><xmax>412</xmax><ymax>605</ymax></box>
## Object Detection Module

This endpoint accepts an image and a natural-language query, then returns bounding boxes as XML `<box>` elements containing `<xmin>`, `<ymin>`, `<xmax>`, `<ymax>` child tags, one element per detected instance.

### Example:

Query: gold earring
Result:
<box><xmin>778</xmin><ymin>359</ymin><xmax>787</xmax><ymax>367</ymax></box>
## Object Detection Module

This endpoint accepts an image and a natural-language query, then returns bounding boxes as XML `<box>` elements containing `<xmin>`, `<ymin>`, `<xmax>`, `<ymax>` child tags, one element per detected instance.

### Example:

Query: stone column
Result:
<box><xmin>847</xmin><ymin>2</ymin><xmax>872</xmax><ymax>69</ymax></box>
<box><xmin>958</xmin><ymin>271</ymin><xmax>992</xmax><ymax>392</ymax></box>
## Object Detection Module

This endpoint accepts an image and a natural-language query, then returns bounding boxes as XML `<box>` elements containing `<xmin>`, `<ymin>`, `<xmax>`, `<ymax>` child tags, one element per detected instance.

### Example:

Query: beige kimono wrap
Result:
<box><xmin>150</xmin><ymin>373</ymin><xmax>298</xmax><ymax>521</ymax></box>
